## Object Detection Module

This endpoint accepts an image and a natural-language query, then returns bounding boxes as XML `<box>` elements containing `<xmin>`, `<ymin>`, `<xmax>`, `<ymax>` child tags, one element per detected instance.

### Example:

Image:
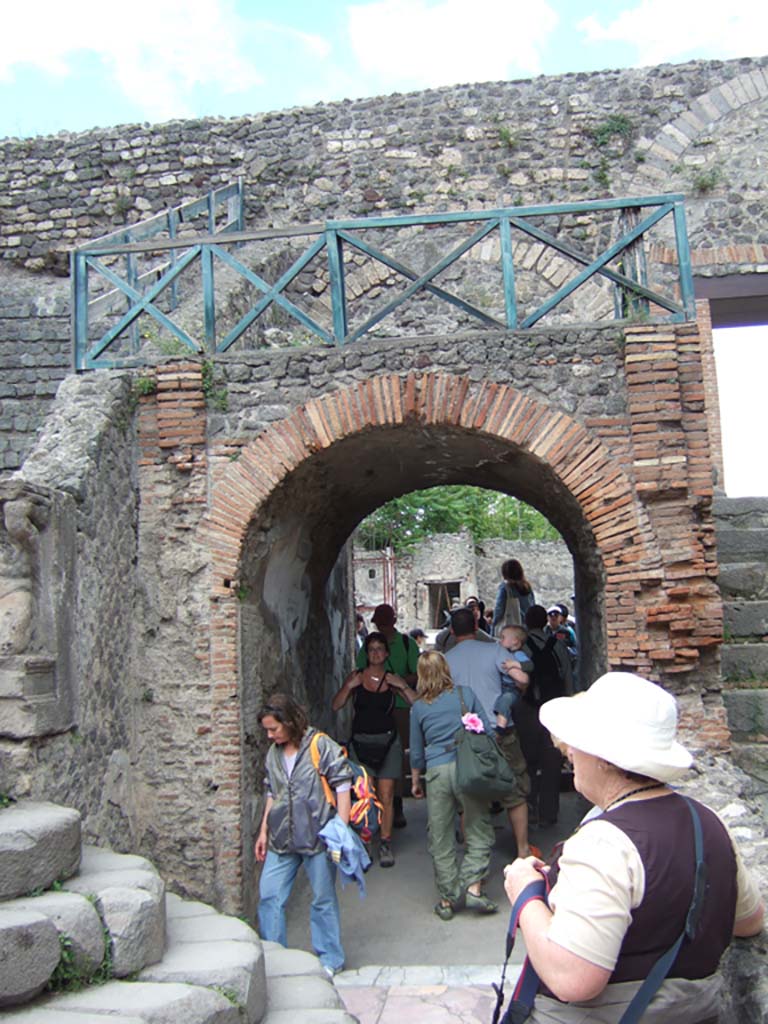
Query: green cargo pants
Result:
<box><xmin>424</xmin><ymin>759</ymin><xmax>495</xmax><ymax>903</ymax></box>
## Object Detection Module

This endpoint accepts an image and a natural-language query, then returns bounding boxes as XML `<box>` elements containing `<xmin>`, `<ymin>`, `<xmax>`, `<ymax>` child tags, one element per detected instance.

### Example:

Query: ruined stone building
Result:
<box><xmin>0</xmin><ymin>57</ymin><xmax>767</xmax><ymax>970</ymax></box>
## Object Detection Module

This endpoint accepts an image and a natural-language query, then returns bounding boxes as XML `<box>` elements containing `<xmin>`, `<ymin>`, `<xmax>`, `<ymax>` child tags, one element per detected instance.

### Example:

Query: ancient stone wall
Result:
<box><xmin>1</xmin><ymin>57</ymin><xmax>767</xmax><ymax>276</ymax></box>
<box><xmin>353</xmin><ymin>533</ymin><xmax>575</xmax><ymax>632</ymax></box>
<box><xmin>0</xmin><ymin>266</ymin><xmax>70</xmax><ymax>471</ymax></box>
<box><xmin>0</xmin><ymin>373</ymin><xmax>140</xmax><ymax>853</ymax></box>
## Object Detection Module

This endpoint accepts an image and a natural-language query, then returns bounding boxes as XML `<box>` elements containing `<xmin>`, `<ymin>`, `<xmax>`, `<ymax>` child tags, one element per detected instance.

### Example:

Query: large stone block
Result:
<box><xmin>713</xmin><ymin>496</ymin><xmax>768</xmax><ymax>529</ymax></box>
<box><xmin>719</xmin><ymin>563</ymin><xmax>768</xmax><ymax>600</ymax></box>
<box><xmin>722</xmin><ymin>689</ymin><xmax>768</xmax><ymax>738</ymax></box>
<box><xmin>4</xmin><ymin>890</ymin><xmax>104</xmax><ymax>976</ymax></box>
<box><xmin>0</xmin><ymin>801</ymin><xmax>81</xmax><ymax>900</ymax></box>
<box><xmin>717</xmin><ymin>527</ymin><xmax>768</xmax><ymax>562</ymax></box>
<box><xmin>95</xmin><ymin>885</ymin><xmax>166</xmax><ymax>977</ymax></box>
<box><xmin>725</xmin><ymin>601</ymin><xmax>768</xmax><ymax>639</ymax></box>
<box><xmin>730</xmin><ymin>743</ymin><xmax>768</xmax><ymax>789</ymax></box>
<box><xmin>0</xmin><ymin>908</ymin><xmax>60</xmax><ymax>1007</ymax></box>
<box><xmin>722</xmin><ymin>647</ymin><xmax>768</xmax><ymax>685</ymax></box>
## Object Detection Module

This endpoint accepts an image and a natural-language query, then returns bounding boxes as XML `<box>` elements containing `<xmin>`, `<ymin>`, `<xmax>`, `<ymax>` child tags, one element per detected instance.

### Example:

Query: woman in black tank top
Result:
<box><xmin>332</xmin><ymin>631</ymin><xmax>416</xmax><ymax>867</ymax></box>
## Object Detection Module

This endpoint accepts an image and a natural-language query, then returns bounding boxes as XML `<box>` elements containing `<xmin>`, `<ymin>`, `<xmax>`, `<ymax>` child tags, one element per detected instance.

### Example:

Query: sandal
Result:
<box><xmin>434</xmin><ymin>900</ymin><xmax>454</xmax><ymax>921</ymax></box>
<box><xmin>465</xmin><ymin>889</ymin><xmax>498</xmax><ymax>914</ymax></box>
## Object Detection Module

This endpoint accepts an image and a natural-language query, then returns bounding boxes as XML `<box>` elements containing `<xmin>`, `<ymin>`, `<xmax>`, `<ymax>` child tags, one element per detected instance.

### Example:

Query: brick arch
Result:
<box><xmin>208</xmin><ymin>371</ymin><xmax>660</xmax><ymax>590</ymax></box>
<box><xmin>205</xmin><ymin>370</ymin><xmax>676</xmax><ymax>908</ymax></box>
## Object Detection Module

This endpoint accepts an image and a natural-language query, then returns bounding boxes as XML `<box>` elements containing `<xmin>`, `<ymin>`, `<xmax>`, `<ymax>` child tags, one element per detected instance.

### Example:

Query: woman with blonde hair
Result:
<box><xmin>410</xmin><ymin>651</ymin><xmax>497</xmax><ymax>920</ymax></box>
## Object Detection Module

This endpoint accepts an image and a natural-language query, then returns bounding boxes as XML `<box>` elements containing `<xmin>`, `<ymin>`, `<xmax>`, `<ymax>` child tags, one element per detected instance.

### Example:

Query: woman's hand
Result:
<box><xmin>331</xmin><ymin>671</ymin><xmax>362</xmax><ymax>711</ymax></box>
<box><xmin>503</xmin><ymin>855</ymin><xmax>548</xmax><ymax>904</ymax></box>
<box><xmin>254</xmin><ymin>831</ymin><xmax>268</xmax><ymax>862</ymax></box>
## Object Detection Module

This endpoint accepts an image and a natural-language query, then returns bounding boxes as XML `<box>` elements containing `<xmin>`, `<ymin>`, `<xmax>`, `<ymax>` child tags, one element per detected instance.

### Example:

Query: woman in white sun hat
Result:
<box><xmin>502</xmin><ymin>672</ymin><xmax>764</xmax><ymax>1024</ymax></box>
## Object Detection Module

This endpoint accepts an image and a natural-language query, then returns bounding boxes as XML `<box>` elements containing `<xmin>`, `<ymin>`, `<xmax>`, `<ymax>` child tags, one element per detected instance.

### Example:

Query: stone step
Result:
<box><xmin>722</xmin><ymin>646</ymin><xmax>768</xmax><ymax>685</ymax></box>
<box><xmin>138</xmin><ymin>892</ymin><xmax>267</xmax><ymax>1023</ymax></box>
<box><xmin>0</xmin><ymin>801</ymin><xmax>354</xmax><ymax>1023</ymax></box>
<box><xmin>718</xmin><ymin>563</ymin><xmax>768</xmax><ymax>601</ymax></box>
<box><xmin>724</xmin><ymin>600</ymin><xmax>768</xmax><ymax>639</ymax></box>
<box><xmin>722</xmin><ymin>688</ymin><xmax>768</xmax><ymax>738</ymax></box>
<box><xmin>0</xmin><ymin>801</ymin><xmax>81</xmax><ymax>901</ymax></box>
<box><xmin>262</xmin><ymin>941</ymin><xmax>351</xmax><ymax>1021</ymax></box>
<box><xmin>61</xmin><ymin>845</ymin><xmax>166</xmax><ymax>978</ymax></box>
<box><xmin>10</xmin><ymin>980</ymin><xmax>242</xmax><ymax>1022</ymax></box>
<box><xmin>717</xmin><ymin>527</ymin><xmax>768</xmax><ymax>562</ymax></box>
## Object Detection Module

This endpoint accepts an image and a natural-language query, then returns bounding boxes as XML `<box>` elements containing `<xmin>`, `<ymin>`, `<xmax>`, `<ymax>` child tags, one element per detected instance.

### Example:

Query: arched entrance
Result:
<box><xmin>205</xmin><ymin>371</ymin><xmax>663</xmax><ymax>912</ymax></box>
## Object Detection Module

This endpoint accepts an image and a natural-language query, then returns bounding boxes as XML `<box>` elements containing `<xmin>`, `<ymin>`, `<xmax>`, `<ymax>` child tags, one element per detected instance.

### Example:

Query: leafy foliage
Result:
<box><xmin>356</xmin><ymin>486</ymin><xmax>559</xmax><ymax>552</ymax></box>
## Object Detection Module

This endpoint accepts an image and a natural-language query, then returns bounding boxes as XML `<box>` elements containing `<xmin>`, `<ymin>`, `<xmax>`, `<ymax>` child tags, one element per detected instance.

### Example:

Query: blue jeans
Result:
<box><xmin>258</xmin><ymin>849</ymin><xmax>344</xmax><ymax>971</ymax></box>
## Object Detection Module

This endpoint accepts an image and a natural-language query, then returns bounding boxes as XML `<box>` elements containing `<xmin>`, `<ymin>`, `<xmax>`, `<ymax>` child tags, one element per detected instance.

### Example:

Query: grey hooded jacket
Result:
<box><xmin>264</xmin><ymin>727</ymin><xmax>353</xmax><ymax>856</ymax></box>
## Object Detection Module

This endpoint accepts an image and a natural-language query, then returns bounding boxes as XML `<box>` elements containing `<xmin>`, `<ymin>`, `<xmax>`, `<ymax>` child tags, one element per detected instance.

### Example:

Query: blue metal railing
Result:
<box><xmin>71</xmin><ymin>191</ymin><xmax>695</xmax><ymax>370</ymax></box>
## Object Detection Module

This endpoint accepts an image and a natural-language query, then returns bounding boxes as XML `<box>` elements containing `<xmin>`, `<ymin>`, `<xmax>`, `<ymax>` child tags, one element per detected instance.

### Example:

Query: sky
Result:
<box><xmin>2</xmin><ymin>0</ymin><xmax>767</xmax><ymax>140</ymax></box>
<box><xmin>2</xmin><ymin>1</ymin><xmax>766</xmax><ymax>495</ymax></box>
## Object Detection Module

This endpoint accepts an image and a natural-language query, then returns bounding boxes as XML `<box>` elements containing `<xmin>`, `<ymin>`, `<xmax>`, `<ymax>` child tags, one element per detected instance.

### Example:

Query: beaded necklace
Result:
<box><xmin>601</xmin><ymin>782</ymin><xmax>666</xmax><ymax>814</ymax></box>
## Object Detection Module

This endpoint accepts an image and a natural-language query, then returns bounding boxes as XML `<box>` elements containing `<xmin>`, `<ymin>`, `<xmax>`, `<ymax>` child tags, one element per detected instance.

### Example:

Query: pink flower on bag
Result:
<box><xmin>461</xmin><ymin>712</ymin><xmax>485</xmax><ymax>733</ymax></box>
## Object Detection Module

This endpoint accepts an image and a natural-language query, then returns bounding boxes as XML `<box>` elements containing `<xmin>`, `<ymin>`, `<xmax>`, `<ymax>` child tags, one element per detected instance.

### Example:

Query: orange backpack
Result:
<box><xmin>309</xmin><ymin>733</ymin><xmax>383</xmax><ymax>842</ymax></box>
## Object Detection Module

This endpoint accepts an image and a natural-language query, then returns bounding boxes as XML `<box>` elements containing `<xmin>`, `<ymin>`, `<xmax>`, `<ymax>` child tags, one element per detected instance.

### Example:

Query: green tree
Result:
<box><xmin>356</xmin><ymin>486</ymin><xmax>559</xmax><ymax>552</ymax></box>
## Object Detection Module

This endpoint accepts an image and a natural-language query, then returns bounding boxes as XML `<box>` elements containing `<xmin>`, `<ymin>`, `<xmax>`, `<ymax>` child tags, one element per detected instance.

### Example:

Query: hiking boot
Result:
<box><xmin>379</xmin><ymin>838</ymin><xmax>395</xmax><ymax>867</ymax></box>
<box><xmin>465</xmin><ymin>889</ymin><xmax>498</xmax><ymax>914</ymax></box>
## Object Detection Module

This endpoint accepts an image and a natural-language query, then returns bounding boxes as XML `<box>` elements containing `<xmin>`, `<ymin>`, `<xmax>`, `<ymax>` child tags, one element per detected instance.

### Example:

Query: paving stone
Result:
<box><xmin>139</xmin><ymin>938</ymin><xmax>266</xmax><ymax>1023</ymax></box>
<box><xmin>5</xmin><ymin>890</ymin><xmax>105</xmax><ymax>975</ymax></box>
<box><xmin>0</xmin><ymin>908</ymin><xmax>60</xmax><ymax>1007</ymax></box>
<box><xmin>261</xmin><ymin>1011</ymin><xmax>360</xmax><ymax>1024</ymax></box>
<box><xmin>266</xmin><ymin>973</ymin><xmax>344</xmax><ymax>1012</ymax></box>
<box><xmin>0</xmin><ymin>801</ymin><xmax>81</xmax><ymax>900</ymax></box>
<box><xmin>36</xmin><ymin>980</ymin><xmax>241</xmax><ymax>1023</ymax></box>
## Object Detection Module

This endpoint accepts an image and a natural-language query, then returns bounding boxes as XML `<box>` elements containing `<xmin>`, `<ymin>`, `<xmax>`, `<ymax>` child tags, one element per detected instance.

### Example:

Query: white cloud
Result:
<box><xmin>0</xmin><ymin>0</ymin><xmax>327</xmax><ymax>122</ymax></box>
<box><xmin>347</xmin><ymin>0</ymin><xmax>559</xmax><ymax>90</ymax></box>
<box><xmin>578</xmin><ymin>2</ymin><xmax>768</xmax><ymax>66</ymax></box>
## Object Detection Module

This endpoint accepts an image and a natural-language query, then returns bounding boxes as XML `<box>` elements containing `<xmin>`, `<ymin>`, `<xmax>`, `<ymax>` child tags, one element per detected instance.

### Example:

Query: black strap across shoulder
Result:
<box><xmin>491</xmin><ymin>796</ymin><xmax>707</xmax><ymax>1024</ymax></box>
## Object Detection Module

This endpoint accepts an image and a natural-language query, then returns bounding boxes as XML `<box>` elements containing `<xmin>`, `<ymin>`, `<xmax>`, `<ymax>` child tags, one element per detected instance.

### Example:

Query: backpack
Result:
<box><xmin>309</xmin><ymin>732</ymin><xmax>383</xmax><ymax>842</ymax></box>
<box><xmin>525</xmin><ymin>633</ymin><xmax>567</xmax><ymax>706</ymax></box>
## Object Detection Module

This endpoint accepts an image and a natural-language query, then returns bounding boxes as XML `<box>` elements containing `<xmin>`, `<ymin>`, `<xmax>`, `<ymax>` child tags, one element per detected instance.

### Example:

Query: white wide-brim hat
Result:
<box><xmin>540</xmin><ymin>672</ymin><xmax>693</xmax><ymax>783</ymax></box>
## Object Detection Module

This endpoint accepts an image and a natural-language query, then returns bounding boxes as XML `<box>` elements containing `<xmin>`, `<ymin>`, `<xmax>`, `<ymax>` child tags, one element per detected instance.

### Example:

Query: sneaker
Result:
<box><xmin>323</xmin><ymin>965</ymin><xmax>342</xmax><ymax>980</ymax></box>
<box><xmin>379</xmin><ymin>838</ymin><xmax>395</xmax><ymax>868</ymax></box>
<box><xmin>465</xmin><ymin>889</ymin><xmax>498</xmax><ymax>914</ymax></box>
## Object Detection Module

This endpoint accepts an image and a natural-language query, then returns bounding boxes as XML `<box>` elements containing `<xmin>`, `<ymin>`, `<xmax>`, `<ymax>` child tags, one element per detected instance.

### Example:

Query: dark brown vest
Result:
<box><xmin>544</xmin><ymin>793</ymin><xmax>737</xmax><ymax>991</ymax></box>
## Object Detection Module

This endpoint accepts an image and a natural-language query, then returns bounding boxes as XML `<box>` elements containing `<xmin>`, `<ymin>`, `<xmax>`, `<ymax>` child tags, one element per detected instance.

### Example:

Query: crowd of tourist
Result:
<box><xmin>254</xmin><ymin>557</ymin><xmax>765</xmax><ymax>1019</ymax></box>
